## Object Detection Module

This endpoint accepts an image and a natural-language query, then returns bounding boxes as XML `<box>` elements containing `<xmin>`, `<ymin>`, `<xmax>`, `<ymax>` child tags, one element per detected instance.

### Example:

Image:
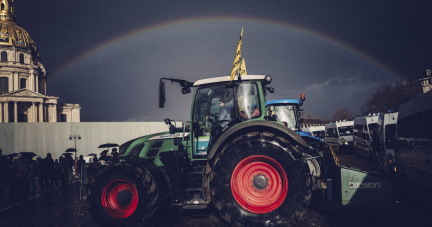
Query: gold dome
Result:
<box><xmin>0</xmin><ymin>0</ymin><xmax>16</xmax><ymax>22</ymax></box>
<box><xmin>0</xmin><ymin>0</ymin><xmax>36</xmax><ymax>51</ymax></box>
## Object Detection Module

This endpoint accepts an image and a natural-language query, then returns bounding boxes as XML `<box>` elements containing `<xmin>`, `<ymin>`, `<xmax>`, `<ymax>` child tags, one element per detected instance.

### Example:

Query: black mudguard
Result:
<box><xmin>207</xmin><ymin>120</ymin><xmax>316</xmax><ymax>161</ymax></box>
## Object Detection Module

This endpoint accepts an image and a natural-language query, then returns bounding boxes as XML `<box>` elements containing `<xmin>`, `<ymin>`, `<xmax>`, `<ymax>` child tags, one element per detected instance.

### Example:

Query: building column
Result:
<box><xmin>35</xmin><ymin>76</ymin><xmax>39</xmax><ymax>93</ymax></box>
<box><xmin>31</xmin><ymin>102</ymin><xmax>35</xmax><ymax>122</ymax></box>
<box><xmin>0</xmin><ymin>102</ymin><xmax>3</xmax><ymax>123</ymax></box>
<box><xmin>4</xmin><ymin>101</ymin><xmax>8</xmax><ymax>122</ymax></box>
<box><xmin>45</xmin><ymin>104</ymin><xmax>49</xmax><ymax>122</ymax></box>
<box><xmin>38</xmin><ymin>103</ymin><xmax>43</xmax><ymax>122</ymax></box>
<box><xmin>14</xmin><ymin>101</ymin><xmax>17</xmax><ymax>122</ymax></box>
<box><xmin>44</xmin><ymin>78</ymin><xmax>47</xmax><ymax>95</ymax></box>
<box><xmin>29</xmin><ymin>72</ymin><xmax>34</xmax><ymax>91</ymax></box>
<box><xmin>13</xmin><ymin>72</ymin><xmax>18</xmax><ymax>90</ymax></box>
<box><xmin>8</xmin><ymin>74</ymin><xmax>12</xmax><ymax>92</ymax></box>
<box><xmin>53</xmin><ymin>103</ymin><xmax>57</xmax><ymax>122</ymax></box>
<box><xmin>43</xmin><ymin>104</ymin><xmax>46</xmax><ymax>122</ymax></box>
<box><xmin>46</xmin><ymin>104</ymin><xmax>50</xmax><ymax>122</ymax></box>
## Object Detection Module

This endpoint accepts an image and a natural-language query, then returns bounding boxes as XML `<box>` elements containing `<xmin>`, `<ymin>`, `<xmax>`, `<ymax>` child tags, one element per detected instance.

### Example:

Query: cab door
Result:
<box><xmin>191</xmin><ymin>84</ymin><xmax>234</xmax><ymax>156</ymax></box>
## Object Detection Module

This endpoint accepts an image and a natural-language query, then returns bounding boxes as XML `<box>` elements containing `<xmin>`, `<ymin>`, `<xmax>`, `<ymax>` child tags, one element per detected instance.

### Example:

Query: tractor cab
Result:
<box><xmin>266</xmin><ymin>98</ymin><xmax>303</xmax><ymax>131</ymax></box>
<box><xmin>160</xmin><ymin>75</ymin><xmax>274</xmax><ymax>157</ymax></box>
<box><xmin>266</xmin><ymin>94</ymin><xmax>323</xmax><ymax>142</ymax></box>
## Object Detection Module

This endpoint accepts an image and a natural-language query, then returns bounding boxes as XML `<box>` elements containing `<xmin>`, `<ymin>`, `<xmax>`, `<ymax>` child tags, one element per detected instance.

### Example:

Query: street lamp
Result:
<box><xmin>69</xmin><ymin>134</ymin><xmax>81</xmax><ymax>160</ymax></box>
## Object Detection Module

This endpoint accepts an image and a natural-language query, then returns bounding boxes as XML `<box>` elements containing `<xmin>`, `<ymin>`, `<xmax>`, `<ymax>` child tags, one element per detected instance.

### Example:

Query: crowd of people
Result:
<box><xmin>0</xmin><ymin>148</ymin><xmax>119</xmax><ymax>206</ymax></box>
<box><xmin>88</xmin><ymin>148</ymin><xmax>119</xmax><ymax>163</ymax></box>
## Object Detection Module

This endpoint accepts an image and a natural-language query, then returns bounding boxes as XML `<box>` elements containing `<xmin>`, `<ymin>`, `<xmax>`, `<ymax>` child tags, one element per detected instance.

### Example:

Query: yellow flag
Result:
<box><xmin>240</xmin><ymin>58</ymin><xmax>247</xmax><ymax>75</ymax></box>
<box><xmin>230</xmin><ymin>27</ymin><xmax>243</xmax><ymax>81</ymax></box>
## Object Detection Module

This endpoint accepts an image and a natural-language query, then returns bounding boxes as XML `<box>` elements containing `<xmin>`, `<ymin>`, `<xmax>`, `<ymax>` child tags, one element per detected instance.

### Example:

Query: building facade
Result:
<box><xmin>0</xmin><ymin>0</ymin><xmax>80</xmax><ymax>122</ymax></box>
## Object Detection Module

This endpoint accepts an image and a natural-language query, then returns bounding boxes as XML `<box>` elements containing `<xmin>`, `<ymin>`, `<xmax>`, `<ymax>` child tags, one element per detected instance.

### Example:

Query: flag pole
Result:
<box><xmin>238</xmin><ymin>56</ymin><xmax>242</xmax><ymax>81</ymax></box>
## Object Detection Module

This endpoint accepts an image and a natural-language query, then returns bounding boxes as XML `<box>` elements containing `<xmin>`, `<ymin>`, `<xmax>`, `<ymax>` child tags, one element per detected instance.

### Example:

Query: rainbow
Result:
<box><xmin>54</xmin><ymin>16</ymin><xmax>400</xmax><ymax>79</ymax></box>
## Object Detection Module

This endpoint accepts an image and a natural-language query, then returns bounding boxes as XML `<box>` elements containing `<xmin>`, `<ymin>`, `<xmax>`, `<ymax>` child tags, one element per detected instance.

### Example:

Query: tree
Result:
<box><xmin>361</xmin><ymin>79</ymin><xmax>422</xmax><ymax>115</ymax></box>
<box><xmin>332</xmin><ymin>108</ymin><xmax>352</xmax><ymax>121</ymax></box>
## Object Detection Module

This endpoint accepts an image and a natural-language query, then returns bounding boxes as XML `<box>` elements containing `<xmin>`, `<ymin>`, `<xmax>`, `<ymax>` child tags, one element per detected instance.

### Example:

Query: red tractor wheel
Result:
<box><xmin>101</xmin><ymin>179</ymin><xmax>139</xmax><ymax>218</ymax></box>
<box><xmin>230</xmin><ymin>155</ymin><xmax>288</xmax><ymax>214</ymax></box>
<box><xmin>88</xmin><ymin>162</ymin><xmax>168</xmax><ymax>226</ymax></box>
<box><xmin>211</xmin><ymin>132</ymin><xmax>311</xmax><ymax>227</ymax></box>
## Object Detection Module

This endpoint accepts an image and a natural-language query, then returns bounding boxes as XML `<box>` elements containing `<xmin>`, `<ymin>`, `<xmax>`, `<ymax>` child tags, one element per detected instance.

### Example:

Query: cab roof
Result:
<box><xmin>193</xmin><ymin>75</ymin><xmax>266</xmax><ymax>86</ymax></box>
<box><xmin>266</xmin><ymin>99</ymin><xmax>301</xmax><ymax>106</ymax></box>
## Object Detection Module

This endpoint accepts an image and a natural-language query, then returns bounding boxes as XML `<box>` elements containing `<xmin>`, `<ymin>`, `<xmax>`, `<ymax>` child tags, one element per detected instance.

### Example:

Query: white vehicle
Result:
<box><xmin>304</xmin><ymin>125</ymin><xmax>325</xmax><ymax>140</ymax></box>
<box><xmin>378</xmin><ymin>112</ymin><xmax>398</xmax><ymax>173</ymax></box>
<box><xmin>325</xmin><ymin>121</ymin><xmax>354</xmax><ymax>153</ymax></box>
<box><xmin>353</xmin><ymin>114</ymin><xmax>382</xmax><ymax>160</ymax></box>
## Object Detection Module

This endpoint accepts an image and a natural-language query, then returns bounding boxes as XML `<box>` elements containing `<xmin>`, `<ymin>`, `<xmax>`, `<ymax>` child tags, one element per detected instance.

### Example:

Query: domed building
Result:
<box><xmin>0</xmin><ymin>0</ymin><xmax>80</xmax><ymax>123</ymax></box>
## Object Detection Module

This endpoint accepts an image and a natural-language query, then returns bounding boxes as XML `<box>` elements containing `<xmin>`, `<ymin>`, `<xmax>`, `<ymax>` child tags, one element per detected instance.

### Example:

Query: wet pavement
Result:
<box><xmin>1</xmin><ymin>154</ymin><xmax>432</xmax><ymax>227</ymax></box>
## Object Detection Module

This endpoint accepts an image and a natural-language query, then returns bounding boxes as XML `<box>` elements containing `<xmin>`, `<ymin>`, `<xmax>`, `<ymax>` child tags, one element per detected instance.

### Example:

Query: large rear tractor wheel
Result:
<box><xmin>210</xmin><ymin>131</ymin><xmax>312</xmax><ymax>227</ymax></box>
<box><xmin>88</xmin><ymin>162</ymin><xmax>168</xmax><ymax>226</ymax></box>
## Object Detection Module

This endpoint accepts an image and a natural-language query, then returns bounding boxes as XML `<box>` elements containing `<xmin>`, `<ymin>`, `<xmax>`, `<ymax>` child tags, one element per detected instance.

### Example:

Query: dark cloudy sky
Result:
<box><xmin>14</xmin><ymin>0</ymin><xmax>432</xmax><ymax>121</ymax></box>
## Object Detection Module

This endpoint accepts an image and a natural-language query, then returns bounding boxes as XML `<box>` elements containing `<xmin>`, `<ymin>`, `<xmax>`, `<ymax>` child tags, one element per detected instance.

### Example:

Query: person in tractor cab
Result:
<box><xmin>218</xmin><ymin>98</ymin><xmax>234</xmax><ymax>128</ymax></box>
<box><xmin>238</xmin><ymin>96</ymin><xmax>260</xmax><ymax>120</ymax></box>
<box><xmin>210</xmin><ymin>98</ymin><xmax>234</xmax><ymax>145</ymax></box>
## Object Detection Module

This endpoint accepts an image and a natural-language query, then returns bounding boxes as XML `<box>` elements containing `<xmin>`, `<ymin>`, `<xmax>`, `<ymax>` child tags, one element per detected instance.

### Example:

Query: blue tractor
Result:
<box><xmin>266</xmin><ymin>95</ymin><xmax>326</xmax><ymax>189</ymax></box>
<box><xmin>266</xmin><ymin>95</ymin><xmax>323</xmax><ymax>148</ymax></box>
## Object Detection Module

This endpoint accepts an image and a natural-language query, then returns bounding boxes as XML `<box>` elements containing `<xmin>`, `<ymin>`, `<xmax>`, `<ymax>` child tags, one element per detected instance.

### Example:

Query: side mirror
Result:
<box><xmin>266</xmin><ymin>87</ymin><xmax>275</xmax><ymax>93</ymax></box>
<box><xmin>159</xmin><ymin>82</ymin><xmax>165</xmax><ymax>108</ymax></box>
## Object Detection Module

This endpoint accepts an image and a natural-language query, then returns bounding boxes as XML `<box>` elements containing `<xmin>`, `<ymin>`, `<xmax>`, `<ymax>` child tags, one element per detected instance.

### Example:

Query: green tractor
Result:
<box><xmin>86</xmin><ymin>75</ymin><xmax>321</xmax><ymax>226</ymax></box>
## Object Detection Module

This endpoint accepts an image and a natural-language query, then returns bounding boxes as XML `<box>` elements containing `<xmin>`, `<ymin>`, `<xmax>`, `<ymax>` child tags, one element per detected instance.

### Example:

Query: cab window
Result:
<box><xmin>193</xmin><ymin>84</ymin><xmax>234</xmax><ymax>131</ymax></box>
<box><xmin>272</xmin><ymin>105</ymin><xmax>296</xmax><ymax>128</ymax></box>
<box><xmin>237</xmin><ymin>82</ymin><xmax>260</xmax><ymax>120</ymax></box>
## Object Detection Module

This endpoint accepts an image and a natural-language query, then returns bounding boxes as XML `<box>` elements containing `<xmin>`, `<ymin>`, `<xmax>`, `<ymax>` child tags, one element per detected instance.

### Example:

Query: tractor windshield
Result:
<box><xmin>192</xmin><ymin>81</ymin><xmax>261</xmax><ymax>127</ymax></box>
<box><xmin>272</xmin><ymin>105</ymin><xmax>297</xmax><ymax>128</ymax></box>
<box><xmin>237</xmin><ymin>82</ymin><xmax>261</xmax><ymax>120</ymax></box>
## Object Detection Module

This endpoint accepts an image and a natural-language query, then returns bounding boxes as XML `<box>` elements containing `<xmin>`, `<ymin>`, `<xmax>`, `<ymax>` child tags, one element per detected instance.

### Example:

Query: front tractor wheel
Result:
<box><xmin>88</xmin><ymin>163</ymin><xmax>168</xmax><ymax>226</ymax></box>
<box><xmin>101</xmin><ymin>179</ymin><xmax>139</xmax><ymax>219</ymax></box>
<box><xmin>211</xmin><ymin>132</ymin><xmax>311</xmax><ymax>227</ymax></box>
